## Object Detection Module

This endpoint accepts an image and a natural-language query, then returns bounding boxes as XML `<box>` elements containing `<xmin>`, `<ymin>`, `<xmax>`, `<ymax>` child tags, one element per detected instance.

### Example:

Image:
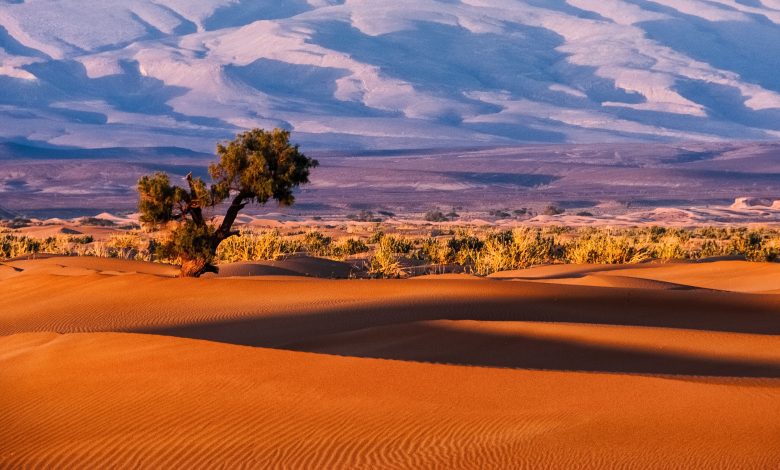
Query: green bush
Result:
<box><xmin>331</xmin><ymin>238</ymin><xmax>369</xmax><ymax>259</ymax></box>
<box><xmin>424</xmin><ymin>210</ymin><xmax>448</xmax><ymax>222</ymax></box>
<box><xmin>543</xmin><ymin>205</ymin><xmax>564</xmax><ymax>216</ymax></box>
<box><xmin>303</xmin><ymin>231</ymin><xmax>333</xmax><ymax>257</ymax></box>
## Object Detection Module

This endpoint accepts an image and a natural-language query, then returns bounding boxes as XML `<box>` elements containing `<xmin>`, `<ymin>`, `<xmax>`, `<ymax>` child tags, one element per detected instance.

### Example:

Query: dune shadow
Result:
<box><xmin>135</xmin><ymin>286</ymin><xmax>780</xmax><ymax>377</ymax></box>
<box><xmin>285</xmin><ymin>321</ymin><xmax>780</xmax><ymax>378</ymax></box>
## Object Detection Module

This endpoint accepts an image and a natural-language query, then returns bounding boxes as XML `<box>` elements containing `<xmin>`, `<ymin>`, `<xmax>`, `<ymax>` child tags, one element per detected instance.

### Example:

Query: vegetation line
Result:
<box><xmin>3</xmin><ymin>225</ymin><xmax>778</xmax><ymax>278</ymax></box>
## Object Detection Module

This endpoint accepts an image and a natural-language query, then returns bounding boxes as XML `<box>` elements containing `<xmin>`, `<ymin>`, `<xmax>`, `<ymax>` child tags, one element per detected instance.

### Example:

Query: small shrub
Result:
<box><xmin>381</xmin><ymin>235</ymin><xmax>414</xmax><ymax>254</ymax></box>
<box><xmin>543</xmin><ymin>205</ymin><xmax>564</xmax><ymax>216</ymax></box>
<box><xmin>331</xmin><ymin>238</ymin><xmax>369</xmax><ymax>259</ymax></box>
<box><xmin>216</xmin><ymin>230</ymin><xmax>286</xmax><ymax>262</ymax></box>
<box><xmin>80</xmin><ymin>217</ymin><xmax>116</xmax><ymax>227</ymax></box>
<box><xmin>1</xmin><ymin>234</ymin><xmax>39</xmax><ymax>258</ymax></box>
<box><xmin>5</xmin><ymin>217</ymin><xmax>32</xmax><ymax>229</ymax></box>
<box><xmin>416</xmin><ymin>237</ymin><xmax>450</xmax><ymax>265</ymax></box>
<box><xmin>474</xmin><ymin>228</ymin><xmax>556</xmax><ymax>275</ymax></box>
<box><xmin>729</xmin><ymin>230</ymin><xmax>778</xmax><ymax>262</ymax></box>
<box><xmin>303</xmin><ymin>230</ymin><xmax>333</xmax><ymax>257</ymax></box>
<box><xmin>488</xmin><ymin>209</ymin><xmax>511</xmax><ymax>218</ymax></box>
<box><xmin>651</xmin><ymin>235</ymin><xmax>686</xmax><ymax>261</ymax></box>
<box><xmin>108</xmin><ymin>233</ymin><xmax>142</xmax><ymax>259</ymax></box>
<box><xmin>447</xmin><ymin>230</ymin><xmax>483</xmax><ymax>266</ymax></box>
<box><xmin>368</xmin><ymin>236</ymin><xmax>403</xmax><ymax>278</ymax></box>
<box><xmin>566</xmin><ymin>231</ymin><xmax>649</xmax><ymax>264</ymax></box>
<box><xmin>424</xmin><ymin>210</ymin><xmax>448</xmax><ymax>222</ymax></box>
<box><xmin>346</xmin><ymin>210</ymin><xmax>382</xmax><ymax>222</ymax></box>
<box><xmin>697</xmin><ymin>239</ymin><xmax>726</xmax><ymax>259</ymax></box>
<box><xmin>368</xmin><ymin>230</ymin><xmax>385</xmax><ymax>244</ymax></box>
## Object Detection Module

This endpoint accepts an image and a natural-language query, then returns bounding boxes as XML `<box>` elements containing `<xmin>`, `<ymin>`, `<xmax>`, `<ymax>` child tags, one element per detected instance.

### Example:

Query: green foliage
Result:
<box><xmin>156</xmin><ymin>221</ymin><xmax>217</xmax><ymax>266</ymax></box>
<box><xmin>137</xmin><ymin>172</ymin><xmax>178</xmax><ymax>226</ymax></box>
<box><xmin>210</xmin><ymin>128</ymin><xmax>318</xmax><ymax>206</ymax></box>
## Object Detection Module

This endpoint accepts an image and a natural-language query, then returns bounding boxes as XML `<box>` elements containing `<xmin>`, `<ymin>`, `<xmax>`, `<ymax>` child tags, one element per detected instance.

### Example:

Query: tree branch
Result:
<box><xmin>216</xmin><ymin>191</ymin><xmax>248</xmax><ymax>241</ymax></box>
<box><xmin>186</xmin><ymin>173</ymin><xmax>205</xmax><ymax>227</ymax></box>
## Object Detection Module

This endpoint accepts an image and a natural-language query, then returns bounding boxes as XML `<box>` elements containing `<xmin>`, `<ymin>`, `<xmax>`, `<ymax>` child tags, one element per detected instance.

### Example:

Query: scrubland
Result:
<box><xmin>3</xmin><ymin>224</ymin><xmax>778</xmax><ymax>277</ymax></box>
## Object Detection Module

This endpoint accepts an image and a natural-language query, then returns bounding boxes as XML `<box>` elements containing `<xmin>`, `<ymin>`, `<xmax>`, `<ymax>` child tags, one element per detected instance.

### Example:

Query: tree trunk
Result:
<box><xmin>179</xmin><ymin>257</ymin><xmax>218</xmax><ymax>278</ymax></box>
<box><xmin>216</xmin><ymin>192</ymin><xmax>248</xmax><ymax>240</ymax></box>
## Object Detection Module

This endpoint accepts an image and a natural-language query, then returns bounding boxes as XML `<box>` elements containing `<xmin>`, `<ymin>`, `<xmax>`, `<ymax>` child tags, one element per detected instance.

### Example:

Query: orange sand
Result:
<box><xmin>1</xmin><ymin>256</ymin><xmax>779</xmax><ymax>468</ymax></box>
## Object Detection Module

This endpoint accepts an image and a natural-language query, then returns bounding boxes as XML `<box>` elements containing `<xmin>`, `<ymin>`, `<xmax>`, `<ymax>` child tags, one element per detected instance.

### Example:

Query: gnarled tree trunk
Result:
<box><xmin>179</xmin><ymin>257</ymin><xmax>218</xmax><ymax>278</ymax></box>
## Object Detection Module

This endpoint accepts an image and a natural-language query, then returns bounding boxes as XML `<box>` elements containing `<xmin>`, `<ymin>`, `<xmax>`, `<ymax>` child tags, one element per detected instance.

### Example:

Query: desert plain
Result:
<box><xmin>2</xmin><ymin>251</ymin><xmax>780</xmax><ymax>468</ymax></box>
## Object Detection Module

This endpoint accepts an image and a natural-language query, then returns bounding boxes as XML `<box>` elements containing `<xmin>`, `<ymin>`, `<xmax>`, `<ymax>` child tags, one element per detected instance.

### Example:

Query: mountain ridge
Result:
<box><xmin>1</xmin><ymin>0</ymin><xmax>779</xmax><ymax>151</ymax></box>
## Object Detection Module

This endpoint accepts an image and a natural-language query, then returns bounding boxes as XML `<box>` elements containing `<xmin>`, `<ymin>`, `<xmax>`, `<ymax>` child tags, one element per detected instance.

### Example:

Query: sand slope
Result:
<box><xmin>1</xmin><ymin>257</ymin><xmax>779</xmax><ymax>468</ymax></box>
<box><xmin>491</xmin><ymin>261</ymin><xmax>780</xmax><ymax>293</ymax></box>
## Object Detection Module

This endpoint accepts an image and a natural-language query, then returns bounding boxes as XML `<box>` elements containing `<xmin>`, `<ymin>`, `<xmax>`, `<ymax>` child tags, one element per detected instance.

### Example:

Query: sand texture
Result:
<box><xmin>1</xmin><ymin>256</ymin><xmax>779</xmax><ymax>468</ymax></box>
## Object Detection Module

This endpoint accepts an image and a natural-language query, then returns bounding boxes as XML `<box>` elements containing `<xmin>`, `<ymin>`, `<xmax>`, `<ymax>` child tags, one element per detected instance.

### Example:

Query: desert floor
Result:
<box><xmin>1</xmin><ymin>256</ymin><xmax>779</xmax><ymax>468</ymax></box>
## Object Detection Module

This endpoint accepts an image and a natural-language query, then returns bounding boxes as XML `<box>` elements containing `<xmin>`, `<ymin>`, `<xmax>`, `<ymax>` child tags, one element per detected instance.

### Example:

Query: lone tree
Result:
<box><xmin>137</xmin><ymin>128</ymin><xmax>318</xmax><ymax>277</ymax></box>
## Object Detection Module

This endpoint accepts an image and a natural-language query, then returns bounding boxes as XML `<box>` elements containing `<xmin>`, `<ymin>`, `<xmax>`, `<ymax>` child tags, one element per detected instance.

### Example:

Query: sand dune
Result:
<box><xmin>596</xmin><ymin>261</ymin><xmax>780</xmax><ymax>293</ymax></box>
<box><xmin>492</xmin><ymin>260</ymin><xmax>780</xmax><ymax>293</ymax></box>
<box><xmin>5</xmin><ymin>255</ymin><xmax>179</xmax><ymax>277</ymax></box>
<box><xmin>531</xmin><ymin>273</ymin><xmax>695</xmax><ymax>290</ymax></box>
<box><xmin>1</xmin><ymin>257</ymin><xmax>779</xmax><ymax>467</ymax></box>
